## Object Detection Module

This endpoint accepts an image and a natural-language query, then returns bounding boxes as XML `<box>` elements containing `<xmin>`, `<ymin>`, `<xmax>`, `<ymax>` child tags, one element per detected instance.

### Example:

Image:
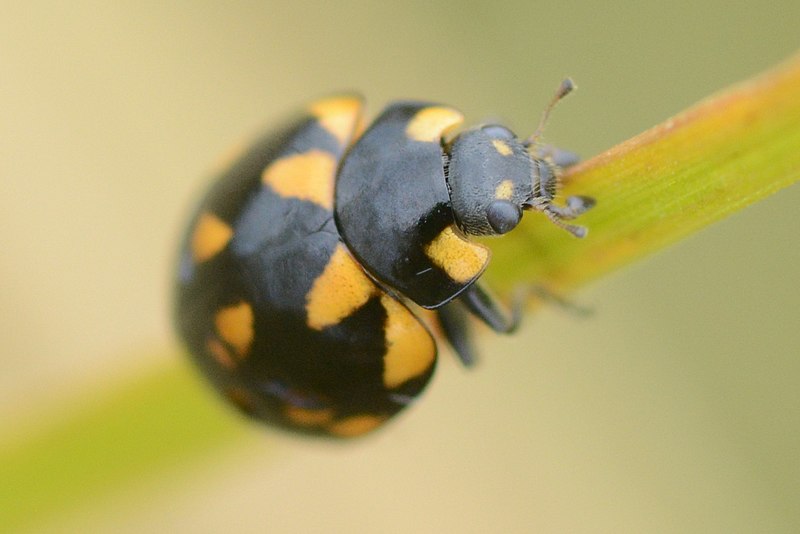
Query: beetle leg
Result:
<box><xmin>458</xmin><ymin>282</ymin><xmax>526</xmax><ymax>335</ymax></box>
<box><xmin>436</xmin><ymin>300</ymin><xmax>479</xmax><ymax>367</ymax></box>
<box><xmin>534</xmin><ymin>144</ymin><xmax>580</xmax><ymax>168</ymax></box>
<box><xmin>528</xmin><ymin>286</ymin><xmax>593</xmax><ymax>318</ymax></box>
<box><xmin>546</xmin><ymin>195</ymin><xmax>596</xmax><ymax>220</ymax></box>
<box><xmin>437</xmin><ymin>282</ymin><xmax>526</xmax><ymax>366</ymax></box>
<box><xmin>443</xmin><ymin>284</ymin><xmax>591</xmax><ymax>366</ymax></box>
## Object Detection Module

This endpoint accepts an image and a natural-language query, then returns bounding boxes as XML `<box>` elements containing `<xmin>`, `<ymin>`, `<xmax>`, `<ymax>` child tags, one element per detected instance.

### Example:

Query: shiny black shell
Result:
<box><xmin>175</xmin><ymin>96</ymin><xmax>445</xmax><ymax>437</ymax></box>
<box><xmin>176</xmin><ymin>85</ymin><xmax>594</xmax><ymax>437</ymax></box>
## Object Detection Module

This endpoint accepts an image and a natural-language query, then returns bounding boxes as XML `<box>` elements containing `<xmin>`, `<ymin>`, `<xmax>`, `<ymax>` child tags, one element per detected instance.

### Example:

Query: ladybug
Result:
<box><xmin>175</xmin><ymin>80</ymin><xmax>594</xmax><ymax>437</ymax></box>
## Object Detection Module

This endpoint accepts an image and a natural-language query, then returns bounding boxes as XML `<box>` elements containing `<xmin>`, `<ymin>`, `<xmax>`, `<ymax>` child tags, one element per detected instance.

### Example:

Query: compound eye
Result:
<box><xmin>481</xmin><ymin>124</ymin><xmax>516</xmax><ymax>139</ymax></box>
<box><xmin>486</xmin><ymin>200</ymin><xmax>522</xmax><ymax>234</ymax></box>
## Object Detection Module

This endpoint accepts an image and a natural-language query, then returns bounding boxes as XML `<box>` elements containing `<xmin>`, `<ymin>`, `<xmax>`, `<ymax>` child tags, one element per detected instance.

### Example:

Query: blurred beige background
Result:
<box><xmin>2</xmin><ymin>1</ymin><xmax>799</xmax><ymax>532</ymax></box>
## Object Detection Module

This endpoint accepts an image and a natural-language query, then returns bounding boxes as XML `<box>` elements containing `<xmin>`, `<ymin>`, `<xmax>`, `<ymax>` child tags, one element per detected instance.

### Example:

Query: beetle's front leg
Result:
<box><xmin>436</xmin><ymin>283</ymin><xmax>525</xmax><ymax>367</ymax></box>
<box><xmin>458</xmin><ymin>282</ymin><xmax>527</xmax><ymax>334</ymax></box>
<box><xmin>533</xmin><ymin>144</ymin><xmax>580</xmax><ymax>168</ymax></box>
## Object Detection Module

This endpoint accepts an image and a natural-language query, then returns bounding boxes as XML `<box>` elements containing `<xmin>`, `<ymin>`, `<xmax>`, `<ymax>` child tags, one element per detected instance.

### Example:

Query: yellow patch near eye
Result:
<box><xmin>309</xmin><ymin>96</ymin><xmax>364</xmax><ymax>146</ymax></box>
<box><xmin>495</xmin><ymin>179</ymin><xmax>514</xmax><ymax>200</ymax></box>
<box><xmin>215</xmin><ymin>302</ymin><xmax>255</xmax><ymax>358</ymax></box>
<box><xmin>381</xmin><ymin>295</ymin><xmax>435</xmax><ymax>389</ymax></box>
<box><xmin>191</xmin><ymin>212</ymin><xmax>233</xmax><ymax>262</ymax></box>
<box><xmin>424</xmin><ymin>225</ymin><xmax>490</xmax><ymax>283</ymax></box>
<box><xmin>492</xmin><ymin>139</ymin><xmax>513</xmax><ymax>156</ymax></box>
<box><xmin>306</xmin><ymin>244</ymin><xmax>377</xmax><ymax>330</ymax></box>
<box><xmin>327</xmin><ymin>414</ymin><xmax>387</xmax><ymax>437</ymax></box>
<box><xmin>405</xmin><ymin>106</ymin><xmax>464</xmax><ymax>142</ymax></box>
<box><xmin>284</xmin><ymin>405</ymin><xmax>335</xmax><ymax>427</ymax></box>
<box><xmin>262</xmin><ymin>150</ymin><xmax>337</xmax><ymax>210</ymax></box>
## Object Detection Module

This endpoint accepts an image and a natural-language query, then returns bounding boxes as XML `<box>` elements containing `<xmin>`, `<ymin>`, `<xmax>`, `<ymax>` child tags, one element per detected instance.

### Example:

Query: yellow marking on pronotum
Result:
<box><xmin>405</xmin><ymin>106</ymin><xmax>464</xmax><ymax>142</ymax></box>
<box><xmin>284</xmin><ymin>405</ymin><xmax>335</xmax><ymax>427</ymax></box>
<box><xmin>306</xmin><ymin>244</ymin><xmax>377</xmax><ymax>330</ymax></box>
<box><xmin>495</xmin><ymin>179</ymin><xmax>514</xmax><ymax>200</ymax></box>
<box><xmin>214</xmin><ymin>302</ymin><xmax>255</xmax><ymax>358</ymax></box>
<box><xmin>381</xmin><ymin>295</ymin><xmax>435</xmax><ymax>389</ymax></box>
<box><xmin>424</xmin><ymin>225</ymin><xmax>490</xmax><ymax>283</ymax></box>
<box><xmin>206</xmin><ymin>337</ymin><xmax>236</xmax><ymax>369</ymax></box>
<box><xmin>309</xmin><ymin>96</ymin><xmax>364</xmax><ymax>146</ymax></box>
<box><xmin>492</xmin><ymin>138</ymin><xmax>513</xmax><ymax>156</ymax></box>
<box><xmin>262</xmin><ymin>150</ymin><xmax>337</xmax><ymax>210</ymax></box>
<box><xmin>328</xmin><ymin>414</ymin><xmax>387</xmax><ymax>437</ymax></box>
<box><xmin>191</xmin><ymin>212</ymin><xmax>233</xmax><ymax>262</ymax></box>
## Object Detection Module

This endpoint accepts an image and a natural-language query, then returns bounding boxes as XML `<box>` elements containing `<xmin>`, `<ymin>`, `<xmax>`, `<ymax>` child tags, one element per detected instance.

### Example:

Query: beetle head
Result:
<box><xmin>444</xmin><ymin>79</ymin><xmax>594</xmax><ymax>238</ymax></box>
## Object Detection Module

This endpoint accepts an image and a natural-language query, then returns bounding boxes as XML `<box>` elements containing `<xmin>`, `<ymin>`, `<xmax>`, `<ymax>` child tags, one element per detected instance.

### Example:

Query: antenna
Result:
<box><xmin>524</xmin><ymin>78</ymin><xmax>575</xmax><ymax>146</ymax></box>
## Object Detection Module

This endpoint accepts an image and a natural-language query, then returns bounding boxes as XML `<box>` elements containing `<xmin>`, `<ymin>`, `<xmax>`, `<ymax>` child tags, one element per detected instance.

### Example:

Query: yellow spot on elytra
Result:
<box><xmin>353</xmin><ymin>114</ymin><xmax>368</xmax><ymax>141</ymax></box>
<box><xmin>492</xmin><ymin>138</ymin><xmax>513</xmax><ymax>156</ymax></box>
<box><xmin>306</xmin><ymin>244</ymin><xmax>377</xmax><ymax>330</ymax></box>
<box><xmin>215</xmin><ymin>302</ymin><xmax>254</xmax><ymax>358</ymax></box>
<box><xmin>405</xmin><ymin>106</ymin><xmax>464</xmax><ymax>142</ymax></box>
<box><xmin>414</xmin><ymin>307</ymin><xmax>442</xmax><ymax>338</ymax></box>
<box><xmin>328</xmin><ymin>414</ymin><xmax>387</xmax><ymax>437</ymax></box>
<box><xmin>309</xmin><ymin>96</ymin><xmax>364</xmax><ymax>146</ymax></box>
<box><xmin>262</xmin><ymin>150</ymin><xmax>337</xmax><ymax>210</ymax></box>
<box><xmin>381</xmin><ymin>296</ymin><xmax>435</xmax><ymax>389</ymax></box>
<box><xmin>495</xmin><ymin>179</ymin><xmax>514</xmax><ymax>200</ymax></box>
<box><xmin>284</xmin><ymin>405</ymin><xmax>335</xmax><ymax>427</ymax></box>
<box><xmin>191</xmin><ymin>212</ymin><xmax>233</xmax><ymax>262</ymax></box>
<box><xmin>424</xmin><ymin>225</ymin><xmax>490</xmax><ymax>283</ymax></box>
<box><xmin>206</xmin><ymin>337</ymin><xmax>236</xmax><ymax>369</ymax></box>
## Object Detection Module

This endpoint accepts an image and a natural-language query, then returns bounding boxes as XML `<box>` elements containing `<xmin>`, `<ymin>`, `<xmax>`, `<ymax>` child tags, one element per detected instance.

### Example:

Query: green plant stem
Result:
<box><xmin>0</xmin><ymin>364</ymin><xmax>254</xmax><ymax>532</ymax></box>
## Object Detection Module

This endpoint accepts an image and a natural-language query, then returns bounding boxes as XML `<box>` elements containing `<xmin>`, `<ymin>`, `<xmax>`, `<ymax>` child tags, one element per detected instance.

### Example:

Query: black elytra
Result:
<box><xmin>174</xmin><ymin>86</ymin><xmax>593</xmax><ymax>438</ymax></box>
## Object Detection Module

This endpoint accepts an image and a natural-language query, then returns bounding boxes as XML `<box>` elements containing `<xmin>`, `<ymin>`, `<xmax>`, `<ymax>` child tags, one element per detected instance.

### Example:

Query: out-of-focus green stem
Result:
<box><xmin>0</xmin><ymin>363</ymin><xmax>255</xmax><ymax>532</ymax></box>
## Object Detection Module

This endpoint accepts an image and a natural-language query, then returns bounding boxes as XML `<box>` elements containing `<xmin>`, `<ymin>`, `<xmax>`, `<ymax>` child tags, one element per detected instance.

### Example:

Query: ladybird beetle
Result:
<box><xmin>175</xmin><ymin>80</ymin><xmax>594</xmax><ymax>437</ymax></box>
